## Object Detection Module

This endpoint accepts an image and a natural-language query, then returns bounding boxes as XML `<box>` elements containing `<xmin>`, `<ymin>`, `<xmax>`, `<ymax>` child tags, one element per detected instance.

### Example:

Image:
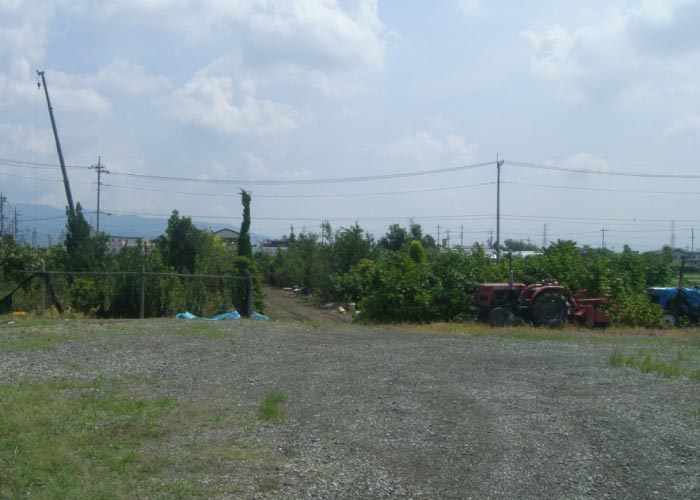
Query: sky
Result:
<box><xmin>2</xmin><ymin>0</ymin><xmax>700</xmax><ymax>252</ymax></box>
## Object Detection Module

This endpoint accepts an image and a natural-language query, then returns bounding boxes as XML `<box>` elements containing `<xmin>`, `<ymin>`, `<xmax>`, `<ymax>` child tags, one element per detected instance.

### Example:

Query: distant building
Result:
<box><xmin>257</xmin><ymin>239</ymin><xmax>289</xmax><ymax>255</ymax></box>
<box><xmin>649</xmin><ymin>248</ymin><xmax>700</xmax><ymax>266</ymax></box>
<box><xmin>213</xmin><ymin>228</ymin><xmax>240</xmax><ymax>245</ymax></box>
<box><xmin>107</xmin><ymin>236</ymin><xmax>146</xmax><ymax>253</ymax></box>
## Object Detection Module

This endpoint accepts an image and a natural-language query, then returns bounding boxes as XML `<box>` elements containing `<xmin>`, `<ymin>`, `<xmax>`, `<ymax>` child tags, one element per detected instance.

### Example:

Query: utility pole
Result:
<box><xmin>446</xmin><ymin>229</ymin><xmax>450</xmax><ymax>247</ymax></box>
<box><xmin>37</xmin><ymin>70</ymin><xmax>75</xmax><ymax>217</ymax></box>
<box><xmin>692</xmin><ymin>228</ymin><xmax>695</xmax><ymax>254</ymax></box>
<box><xmin>460</xmin><ymin>224</ymin><xmax>464</xmax><ymax>248</ymax></box>
<box><xmin>601</xmin><ymin>228</ymin><xmax>607</xmax><ymax>249</ymax></box>
<box><xmin>0</xmin><ymin>193</ymin><xmax>6</xmax><ymax>245</ymax></box>
<box><xmin>437</xmin><ymin>225</ymin><xmax>441</xmax><ymax>246</ymax></box>
<box><xmin>13</xmin><ymin>208</ymin><xmax>19</xmax><ymax>241</ymax></box>
<box><xmin>495</xmin><ymin>154</ymin><xmax>505</xmax><ymax>262</ymax></box>
<box><xmin>90</xmin><ymin>156</ymin><xmax>109</xmax><ymax>234</ymax></box>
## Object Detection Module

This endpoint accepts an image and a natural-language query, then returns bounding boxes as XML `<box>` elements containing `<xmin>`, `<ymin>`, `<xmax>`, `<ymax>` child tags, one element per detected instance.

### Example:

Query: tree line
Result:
<box><xmin>1</xmin><ymin>191</ymin><xmax>260</xmax><ymax>318</ymax></box>
<box><xmin>256</xmin><ymin>222</ymin><xmax>674</xmax><ymax>326</ymax></box>
<box><xmin>1</xmin><ymin>197</ymin><xmax>675</xmax><ymax>325</ymax></box>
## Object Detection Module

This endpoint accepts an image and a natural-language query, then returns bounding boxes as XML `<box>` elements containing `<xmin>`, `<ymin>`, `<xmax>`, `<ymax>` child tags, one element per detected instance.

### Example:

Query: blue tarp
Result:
<box><xmin>176</xmin><ymin>310</ymin><xmax>241</xmax><ymax>320</ymax></box>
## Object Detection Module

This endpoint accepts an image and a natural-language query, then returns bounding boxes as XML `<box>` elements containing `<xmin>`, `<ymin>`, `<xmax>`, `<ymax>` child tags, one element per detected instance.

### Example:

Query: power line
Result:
<box><xmin>0</xmin><ymin>157</ymin><xmax>90</xmax><ymax>169</ymax></box>
<box><xmin>107</xmin><ymin>161</ymin><xmax>494</xmax><ymax>185</ymax></box>
<box><xmin>508</xmin><ymin>160</ymin><xmax>700</xmax><ymax>179</ymax></box>
<box><xmin>503</xmin><ymin>181</ymin><xmax>700</xmax><ymax>196</ymax></box>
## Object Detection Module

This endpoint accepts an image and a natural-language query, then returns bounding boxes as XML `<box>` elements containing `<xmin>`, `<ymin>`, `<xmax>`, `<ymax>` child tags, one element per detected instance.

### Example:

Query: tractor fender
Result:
<box><xmin>526</xmin><ymin>285</ymin><xmax>568</xmax><ymax>307</ymax></box>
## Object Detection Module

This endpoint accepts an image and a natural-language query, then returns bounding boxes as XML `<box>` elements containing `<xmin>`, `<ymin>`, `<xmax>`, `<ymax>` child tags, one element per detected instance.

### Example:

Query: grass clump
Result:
<box><xmin>0</xmin><ymin>378</ymin><xmax>182</xmax><ymax>499</ymax></box>
<box><xmin>608</xmin><ymin>348</ymin><xmax>696</xmax><ymax>380</ymax></box>
<box><xmin>258</xmin><ymin>390</ymin><xmax>289</xmax><ymax>424</ymax></box>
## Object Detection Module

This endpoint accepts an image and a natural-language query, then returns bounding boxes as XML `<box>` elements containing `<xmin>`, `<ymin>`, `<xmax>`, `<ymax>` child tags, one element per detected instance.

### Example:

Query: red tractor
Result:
<box><xmin>471</xmin><ymin>279</ymin><xmax>615</xmax><ymax>328</ymax></box>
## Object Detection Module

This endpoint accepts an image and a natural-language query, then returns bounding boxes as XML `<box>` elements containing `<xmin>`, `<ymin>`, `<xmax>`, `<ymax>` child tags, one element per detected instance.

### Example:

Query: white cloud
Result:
<box><xmin>88</xmin><ymin>0</ymin><xmax>387</xmax><ymax>95</ymax></box>
<box><xmin>95</xmin><ymin>59</ymin><xmax>172</xmax><ymax>95</ymax></box>
<box><xmin>241</xmin><ymin>151</ymin><xmax>313</xmax><ymax>180</ymax></box>
<box><xmin>665</xmin><ymin>114</ymin><xmax>700</xmax><ymax>138</ymax></box>
<box><xmin>455</xmin><ymin>0</ymin><xmax>485</xmax><ymax>16</ymax></box>
<box><xmin>0</xmin><ymin>122</ymin><xmax>54</xmax><ymax>155</ymax></box>
<box><xmin>521</xmin><ymin>2</ymin><xmax>700</xmax><ymax>103</ymax></box>
<box><xmin>382</xmin><ymin>131</ymin><xmax>478</xmax><ymax>167</ymax></box>
<box><xmin>554</xmin><ymin>153</ymin><xmax>611</xmax><ymax>172</ymax></box>
<box><xmin>160</xmin><ymin>73</ymin><xmax>303</xmax><ymax>135</ymax></box>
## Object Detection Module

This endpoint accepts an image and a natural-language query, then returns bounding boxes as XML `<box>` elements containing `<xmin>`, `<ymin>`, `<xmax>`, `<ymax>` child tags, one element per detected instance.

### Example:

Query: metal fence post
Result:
<box><xmin>245</xmin><ymin>275</ymin><xmax>253</xmax><ymax>317</ymax></box>
<box><xmin>140</xmin><ymin>265</ymin><xmax>145</xmax><ymax>319</ymax></box>
<box><xmin>40</xmin><ymin>260</ymin><xmax>46</xmax><ymax>317</ymax></box>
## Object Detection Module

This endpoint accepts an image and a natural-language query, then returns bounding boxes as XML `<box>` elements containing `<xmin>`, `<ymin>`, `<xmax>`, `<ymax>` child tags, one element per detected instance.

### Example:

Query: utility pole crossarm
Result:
<box><xmin>37</xmin><ymin>70</ymin><xmax>75</xmax><ymax>218</ymax></box>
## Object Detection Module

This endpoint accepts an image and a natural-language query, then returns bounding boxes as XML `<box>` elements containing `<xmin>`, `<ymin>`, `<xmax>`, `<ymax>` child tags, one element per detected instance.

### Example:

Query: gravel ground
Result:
<box><xmin>1</xmin><ymin>319</ymin><xmax>700</xmax><ymax>499</ymax></box>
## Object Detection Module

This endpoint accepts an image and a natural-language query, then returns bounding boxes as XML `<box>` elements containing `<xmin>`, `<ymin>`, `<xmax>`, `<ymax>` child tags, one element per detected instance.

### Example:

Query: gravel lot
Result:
<box><xmin>2</xmin><ymin>318</ymin><xmax>700</xmax><ymax>499</ymax></box>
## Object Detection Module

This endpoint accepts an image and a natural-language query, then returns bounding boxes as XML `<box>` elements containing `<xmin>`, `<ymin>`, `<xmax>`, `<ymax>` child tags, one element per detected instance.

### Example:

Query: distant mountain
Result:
<box><xmin>5</xmin><ymin>203</ymin><xmax>265</xmax><ymax>247</ymax></box>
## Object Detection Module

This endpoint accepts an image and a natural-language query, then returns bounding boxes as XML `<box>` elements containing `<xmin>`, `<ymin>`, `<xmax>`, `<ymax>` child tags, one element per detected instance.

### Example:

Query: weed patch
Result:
<box><xmin>0</xmin><ymin>377</ymin><xmax>269</xmax><ymax>499</ymax></box>
<box><xmin>608</xmin><ymin>349</ymin><xmax>698</xmax><ymax>380</ymax></box>
<box><xmin>258</xmin><ymin>390</ymin><xmax>289</xmax><ymax>424</ymax></box>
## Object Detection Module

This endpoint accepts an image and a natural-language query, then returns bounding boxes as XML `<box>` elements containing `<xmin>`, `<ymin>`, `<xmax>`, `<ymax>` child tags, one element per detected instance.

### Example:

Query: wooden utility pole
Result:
<box><xmin>37</xmin><ymin>70</ymin><xmax>75</xmax><ymax>217</ymax></box>
<box><xmin>495</xmin><ymin>154</ymin><xmax>505</xmax><ymax>262</ymax></box>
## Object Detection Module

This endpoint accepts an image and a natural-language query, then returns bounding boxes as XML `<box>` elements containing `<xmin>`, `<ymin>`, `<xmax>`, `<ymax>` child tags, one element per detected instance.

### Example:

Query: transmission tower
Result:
<box><xmin>542</xmin><ymin>223</ymin><xmax>548</xmax><ymax>248</ymax></box>
<box><xmin>671</xmin><ymin>221</ymin><xmax>676</xmax><ymax>249</ymax></box>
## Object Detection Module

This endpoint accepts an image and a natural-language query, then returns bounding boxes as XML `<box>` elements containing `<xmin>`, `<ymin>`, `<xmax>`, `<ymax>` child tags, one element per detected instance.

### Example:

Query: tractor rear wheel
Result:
<box><xmin>488</xmin><ymin>307</ymin><xmax>509</xmax><ymax>327</ymax></box>
<box><xmin>532</xmin><ymin>293</ymin><xmax>567</xmax><ymax>327</ymax></box>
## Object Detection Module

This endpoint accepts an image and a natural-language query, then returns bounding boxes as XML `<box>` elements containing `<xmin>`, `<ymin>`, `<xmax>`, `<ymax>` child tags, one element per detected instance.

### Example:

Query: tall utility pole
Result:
<box><xmin>13</xmin><ymin>208</ymin><xmax>19</xmax><ymax>241</ymax></box>
<box><xmin>90</xmin><ymin>156</ymin><xmax>109</xmax><ymax>233</ymax></box>
<box><xmin>0</xmin><ymin>192</ymin><xmax>6</xmax><ymax>243</ymax></box>
<box><xmin>601</xmin><ymin>228</ymin><xmax>607</xmax><ymax>249</ymax></box>
<box><xmin>37</xmin><ymin>70</ymin><xmax>75</xmax><ymax>217</ymax></box>
<box><xmin>495</xmin><ymin>154</ymin><xmax>505</xmax><ymax>262</ymax></box>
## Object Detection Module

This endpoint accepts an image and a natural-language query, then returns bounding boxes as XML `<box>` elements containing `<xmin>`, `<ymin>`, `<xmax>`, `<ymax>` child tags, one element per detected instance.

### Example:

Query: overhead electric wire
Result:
<box><xmin>508</xmin><ymin>160</ymin><xmax>700</xmax><ymax>179</ymax></box>
<box><xmin>107</xmin><ymin>161</ymin><xmax>494</xmax><ymax>185</ymax></box>
<box><xmin>102</xmin><ymin>181</ymin><xmax>496</xmax><ymax>199</ymax></box>
<box><xmin>502</xmin><ymin>181</ymin><xmax>700</xmax><ymax>196</ymax></box>
<box><xmin>0</xmin><ymin>157</ymin><xmax>90</xmax><ymax>169</ymax></box>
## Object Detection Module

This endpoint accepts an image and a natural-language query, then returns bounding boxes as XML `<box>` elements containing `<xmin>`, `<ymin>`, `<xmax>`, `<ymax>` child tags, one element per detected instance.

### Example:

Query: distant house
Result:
<box><xmin>649</xmin><ymin>248</ymin><xmax>700</xmax><ymax>266</ymax></box>
<box><xmin>107</xmin><ymin>236</ymin><xmax>145</xmax><ymax>253</ymax></box>
<box><xmin>257</xmin><ymin>239</ymin><xmax>289</xmax><ymax>255</ymax></box>
<box><xmin>214</xmin><ymin>228</ymin><xmax>240</xmax><ymax>245</ymax></box>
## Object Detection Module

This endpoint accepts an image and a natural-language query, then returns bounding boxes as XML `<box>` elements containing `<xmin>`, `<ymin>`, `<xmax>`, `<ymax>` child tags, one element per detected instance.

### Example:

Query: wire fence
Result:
<box><xmin>3</xmin><ymin>268</ymin><xmax>253</xmax><ymax>318</ymax></box>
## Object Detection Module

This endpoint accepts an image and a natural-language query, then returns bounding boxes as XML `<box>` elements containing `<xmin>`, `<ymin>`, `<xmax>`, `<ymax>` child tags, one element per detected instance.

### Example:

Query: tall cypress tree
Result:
<box><xmin>237</xmin><ymin>189</ymin><xmax>252</xmax><ymax>259</ymax></box>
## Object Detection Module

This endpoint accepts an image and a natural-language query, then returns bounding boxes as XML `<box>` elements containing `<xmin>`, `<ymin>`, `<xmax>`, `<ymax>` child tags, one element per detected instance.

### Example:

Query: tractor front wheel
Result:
<box><xmin>532</xmin><ymin>293</ymin><xmax>567</xmax><ymax>327</ymax></box>
<box><xmin>488</xmin><ymin>307</ymin><xmax>509</xmax><ymax>327</ymax></box>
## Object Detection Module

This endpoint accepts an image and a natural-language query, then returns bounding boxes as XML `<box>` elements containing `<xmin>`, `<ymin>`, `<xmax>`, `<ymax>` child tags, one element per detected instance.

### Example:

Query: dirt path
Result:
<box><xmin>262</xmin><ymin>285</ymin><xmax>354</xmax><ymax>324</ymax></box>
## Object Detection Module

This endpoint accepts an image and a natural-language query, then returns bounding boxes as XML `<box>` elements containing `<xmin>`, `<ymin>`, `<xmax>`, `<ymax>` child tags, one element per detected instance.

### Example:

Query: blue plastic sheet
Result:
<box><xmin>176</xmin><ymin>310</ymin><xmax>241</xmax><ymax>320</ymax></box>
<box><xmin>250</xmin><ymin>312</ymin><xmax>270</xmax><ymax>320</ymax></box>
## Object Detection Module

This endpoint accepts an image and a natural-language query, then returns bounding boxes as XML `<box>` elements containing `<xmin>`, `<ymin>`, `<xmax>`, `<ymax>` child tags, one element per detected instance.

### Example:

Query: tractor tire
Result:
<box><xmin>532</xmin><ymin>293</ymin><xmax>567</xmax><ymax>327</ymax></box>
<box><xmin>488</xmin><ymin>307</ymin><xmax>509</xmax><ymax>327</ymax></box>
<box><xmin>662</xmin><ymin>312</ymin><xmax>677</xmax><ymax>328</ymax></box>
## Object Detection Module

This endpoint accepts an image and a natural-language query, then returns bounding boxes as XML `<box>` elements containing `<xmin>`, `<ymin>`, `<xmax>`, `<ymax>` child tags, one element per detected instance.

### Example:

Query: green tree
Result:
<box><xmin>237</xmin><ymin>190</ymin><xmax>253</xmax><ymax>259</ymax></box>
<box><xmin>64</xmin><ymin>202</ymin><xmax>108</xmax><ymax>272</ymax></box>
<box><xmin>157</xmin><ymin>211</ymin><xmax>202</xmax><ymax>273</ymax></box>
<box><xmin>378</xmin><ymin>224</ymin><xmax>409</xmax><ymax>251</ymax></box>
